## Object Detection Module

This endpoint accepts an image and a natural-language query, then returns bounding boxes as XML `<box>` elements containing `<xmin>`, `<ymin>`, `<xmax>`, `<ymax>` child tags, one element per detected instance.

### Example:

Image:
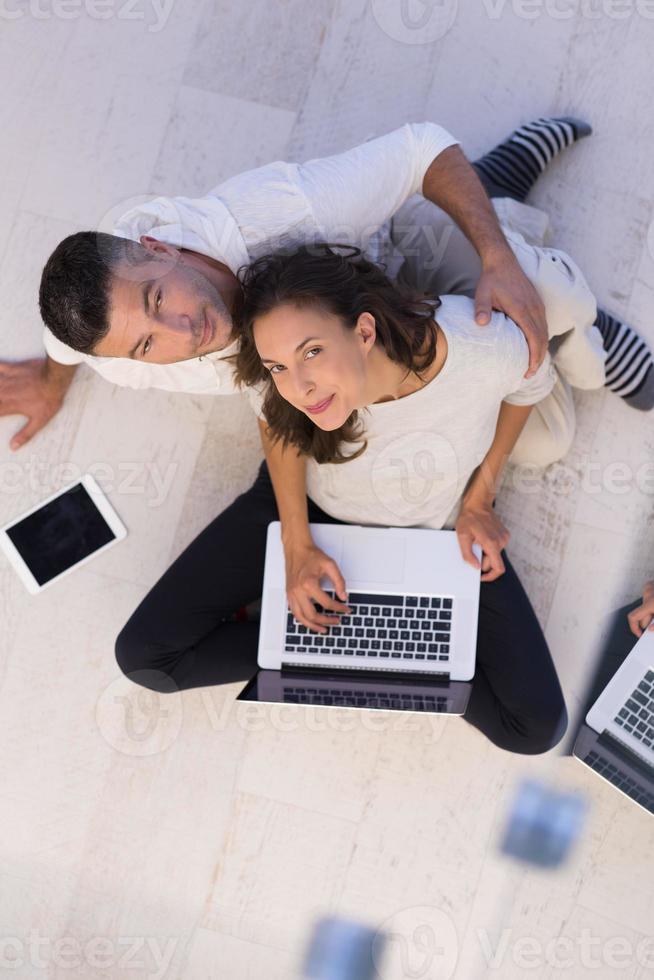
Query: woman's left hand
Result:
<box><xmin>627</xmin><ymin>580</ymin><xmax>654</xmax><ymax>638</ymax></box>
<box><xmin>455</xmin><ymin>500</ymin><xmax>511</xmax><ymax>582</ymax></box>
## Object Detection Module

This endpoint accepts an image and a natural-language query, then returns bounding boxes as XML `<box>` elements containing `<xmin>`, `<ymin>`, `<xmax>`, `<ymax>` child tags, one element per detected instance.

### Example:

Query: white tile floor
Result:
<box><xmin>1</xmin><ymin>2</ymin><xmax>653</xmax><ymax>978</ymax></box>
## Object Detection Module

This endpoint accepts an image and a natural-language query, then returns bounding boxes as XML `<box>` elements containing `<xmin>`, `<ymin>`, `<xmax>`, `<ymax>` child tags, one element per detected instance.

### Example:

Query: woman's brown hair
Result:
<box><xmin>233</xmin><ymin>244</ymin><xmax>440</xmax><ymax>464</ymax></box>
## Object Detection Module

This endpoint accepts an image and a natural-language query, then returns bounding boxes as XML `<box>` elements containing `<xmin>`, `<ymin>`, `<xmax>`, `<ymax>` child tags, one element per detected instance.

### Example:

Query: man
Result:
<box><xmin>2</xmin><ymin>117</ymin><xmax>651</xmax><ymax>451</ymax></box>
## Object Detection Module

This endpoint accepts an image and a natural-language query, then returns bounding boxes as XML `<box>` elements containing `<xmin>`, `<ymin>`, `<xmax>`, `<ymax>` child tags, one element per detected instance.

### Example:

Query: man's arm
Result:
<box><xmin>422</xmin><ymin>145</ymin><xmax>548</xmax><ymax>377</ymax></box>
<box><xmin>257</xmin><ymin>419</ymin><xmax>351</xmax><ymax>633</ymax></box>
<box><xmin>455</xmin><ymin>401</ymin><xmax>533</xmax><ymax>581</ymax></box>
<box><xmin>299</xmin><ymin>123</ymin><xmax>548</xmax><ymax>377</ymax></box>
<box><xmin>0</xmin><ymin>355</ymin><xmax>77</xmax><ymax>450</ymax></box>
<box><xmin>423</xmin><ymin>146</ymin><xmax>513</xmax><ymax>264</ymax></box>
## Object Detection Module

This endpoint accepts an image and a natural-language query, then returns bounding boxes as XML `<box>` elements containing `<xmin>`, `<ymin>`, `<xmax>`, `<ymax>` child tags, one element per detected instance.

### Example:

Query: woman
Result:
<box><xmin>232</xmin><ymin>243</ymin><xmax>568</xmax><ymax>755</ymax></box>
<box><xmin>115</xmin><ymin>242</ymin><xmax>570</xmax><ymax>755</ymax></box>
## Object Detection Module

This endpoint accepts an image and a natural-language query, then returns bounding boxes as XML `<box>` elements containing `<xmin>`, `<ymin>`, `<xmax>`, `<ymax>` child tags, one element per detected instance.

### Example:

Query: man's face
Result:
<box><xmin>92</xmin><ymin>241</ymin><xmax>235</xmax><ymax>363</ymax></box>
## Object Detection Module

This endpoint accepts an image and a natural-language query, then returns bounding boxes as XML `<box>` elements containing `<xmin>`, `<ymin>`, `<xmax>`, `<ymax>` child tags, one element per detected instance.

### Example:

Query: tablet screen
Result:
<box><xmin>6</xmin><ymin>482</ymin><xmax>117</xmax><ymax>586</ymax></box>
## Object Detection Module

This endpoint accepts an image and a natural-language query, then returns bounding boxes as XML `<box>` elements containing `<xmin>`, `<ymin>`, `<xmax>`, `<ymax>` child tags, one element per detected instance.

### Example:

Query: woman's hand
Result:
<box><xmin>455</xmin><ymin>500</ymin><xmax>511</xmax><ymax>582</ymax></box>
<box><xmin>285</xmin><ymin>541</ymin><xmax>351</xmax><ymax>633</ymax></box>
<box><xmin>627</xmin><ymin>580</ymin><xmax>654</xmax><ymax>638</ymax></box>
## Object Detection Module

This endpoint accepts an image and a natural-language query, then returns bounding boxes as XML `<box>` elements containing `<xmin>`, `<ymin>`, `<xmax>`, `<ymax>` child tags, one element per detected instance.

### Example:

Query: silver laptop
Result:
<box><xmin>573</xmin><ymin>630</ymin><xmax>654</xmax><ymax>815</ymax></box>
<box><xmin>257</xmin><ymin>522</ymin><xmax>481</xmax><ymax>684</ymax></box>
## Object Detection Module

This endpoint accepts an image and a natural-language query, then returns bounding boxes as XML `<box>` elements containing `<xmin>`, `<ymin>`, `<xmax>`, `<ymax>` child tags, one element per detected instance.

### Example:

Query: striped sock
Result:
<box><xmin>595</xmin><ymin>308</ymin><xmax>654</xmax><ymax>410</ymax></box>
<box><xmin>473</xmin><ymin>116</ymin><xmax>592</xmax><ymax>202</ymax></box>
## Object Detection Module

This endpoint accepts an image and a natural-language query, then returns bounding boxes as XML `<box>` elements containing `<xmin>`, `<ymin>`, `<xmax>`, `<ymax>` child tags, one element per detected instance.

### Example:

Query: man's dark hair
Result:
<box><xmin>38</xmin><ymin>231</ymin><xmax>152</xmax><ymax>354</ymax></box>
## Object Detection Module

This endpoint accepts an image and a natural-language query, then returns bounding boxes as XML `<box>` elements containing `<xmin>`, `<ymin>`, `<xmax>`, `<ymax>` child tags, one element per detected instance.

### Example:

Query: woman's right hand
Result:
<box><xmin>627</xmin><ymin>580</ymin><xmax>654</xmax><ymax>638</ymax></box>
<box><xmin>285</xmin><ymin>541</ymin><xmax>351</xmax><ymax>633</ymax></box>
<box><xmin>455</xmin><ymin>498</ymin><xmax>510</xmax><ymax>582</ymax></box>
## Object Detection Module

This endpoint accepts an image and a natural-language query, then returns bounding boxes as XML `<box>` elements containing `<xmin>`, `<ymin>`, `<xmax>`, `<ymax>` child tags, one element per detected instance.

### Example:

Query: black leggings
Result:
<box><xmin>115</xmin><ymin>462</ymin><xmax>567</xmax><ymax>755</ymax></box>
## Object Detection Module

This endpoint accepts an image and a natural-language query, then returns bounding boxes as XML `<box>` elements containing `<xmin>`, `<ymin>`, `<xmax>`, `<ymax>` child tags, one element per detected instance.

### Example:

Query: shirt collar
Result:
<box><xmin>113</xmin><ymin>194</ymin><xmax>250</xmax><ymax>274</ymax></box>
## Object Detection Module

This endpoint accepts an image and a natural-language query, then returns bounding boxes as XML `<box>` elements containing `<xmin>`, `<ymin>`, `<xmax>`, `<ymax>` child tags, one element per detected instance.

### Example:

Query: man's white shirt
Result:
<box><xmin>42</xmin><ymin>122</ymin><xmax>458</xmax><ymax>393</ymax></box>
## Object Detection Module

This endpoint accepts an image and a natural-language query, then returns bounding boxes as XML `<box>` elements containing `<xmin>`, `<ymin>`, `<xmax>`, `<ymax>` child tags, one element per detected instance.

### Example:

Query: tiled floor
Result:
<box><xmin>1</xmin><ymin>2</ymin><xmax>653</xmax><ymax>978</ymax></box>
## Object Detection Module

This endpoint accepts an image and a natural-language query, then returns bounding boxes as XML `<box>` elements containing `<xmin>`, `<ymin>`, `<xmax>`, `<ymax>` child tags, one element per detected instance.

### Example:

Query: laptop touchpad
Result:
<box><xmin>340</xmin><ymin>536</ymin><xmax>406</xmax><ymax>584</ymax></box>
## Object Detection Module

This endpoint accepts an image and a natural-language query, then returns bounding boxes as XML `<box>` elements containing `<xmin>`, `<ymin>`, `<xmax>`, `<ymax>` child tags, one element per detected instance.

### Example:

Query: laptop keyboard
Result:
<box><xmin>284</xmin><ymin>591</ymin><xmax>453</xmax><ymax>664</ymax></box>
<box><xmin>583</xmin><ymin>749</ymin><xmax>654</xmax><ymax>813</ymax></box>
<box><xmin>282</xmin><ymin>685</ymin><xmax>449</xmax><ymax>712</ymax></box>
<box><xmin>614</xmin><ymin>669</ymin><xmax>654</xmax><ymax>749</ymax></box>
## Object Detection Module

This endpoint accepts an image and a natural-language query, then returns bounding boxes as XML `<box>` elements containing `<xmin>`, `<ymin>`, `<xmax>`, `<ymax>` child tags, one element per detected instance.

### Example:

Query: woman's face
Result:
<box><xmin>253</xmin><ymin>302</ymin><xmax>376</xmax><ymax>430</ymax></box>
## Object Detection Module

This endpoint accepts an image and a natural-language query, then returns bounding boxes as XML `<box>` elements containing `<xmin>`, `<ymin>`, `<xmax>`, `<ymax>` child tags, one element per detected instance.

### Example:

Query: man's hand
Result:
<box><xmin>285</xmin><ymin>540</ymin><xmax>351</xmax><ymax>634</ymax></box>
<box><xmin>0</xmin><ymin>358</ymin><xmax>75</xmax><ymax>450</ymax></box>
<box><xmin>627</xmin><ymin>580</ymin><xmax>654</xmax><ymax>638</ymax></box>
<box><xmin>455</xmin><ymin>500</ymin><xmax>511</xmax><ymax>583</ymax></box>
<box><xmin>420</xmin><ymin>145</ymin><xmax>548</xmax><ymax>379</ymax></box>
<box><xmin>475</xmin><ymin>251</ymin><xmax>548</xmax><ymax>379</ymax></box>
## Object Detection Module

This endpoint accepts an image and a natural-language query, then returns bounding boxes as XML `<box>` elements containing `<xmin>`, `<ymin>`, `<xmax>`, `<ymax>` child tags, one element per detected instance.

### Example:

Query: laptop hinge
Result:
<box><xmin>598</xmin><ymin>729</ymin><xmax>654</xmax><ymax>778</ymax></box>
<box><xmin>281</xmin><ymin>662</ymin><xmax>450</xmax><ymax>684</ymax></box>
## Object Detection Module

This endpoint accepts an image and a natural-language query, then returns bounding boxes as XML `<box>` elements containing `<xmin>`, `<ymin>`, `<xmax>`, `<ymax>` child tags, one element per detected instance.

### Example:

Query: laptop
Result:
<box><xmin>237</xmin><ymin>522</ymin><xmax>481</xmax><ymax>717</ymax></box>
<box><xmin>573</xmin><ymin>629</ymin><xmax>654</xmax><ymax>815</ymax></box>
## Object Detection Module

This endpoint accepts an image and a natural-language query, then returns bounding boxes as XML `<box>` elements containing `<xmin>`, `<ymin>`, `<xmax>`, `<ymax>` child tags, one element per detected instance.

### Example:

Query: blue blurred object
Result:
<box><xmin>499</xmin><ymin>778</ymin><xmax>588</xmax><ymax>868</ymax></box>
<box><xmin>302</xmin><ymin>916</ymin><xmax>385</xmax><ymax>980</ymax></box>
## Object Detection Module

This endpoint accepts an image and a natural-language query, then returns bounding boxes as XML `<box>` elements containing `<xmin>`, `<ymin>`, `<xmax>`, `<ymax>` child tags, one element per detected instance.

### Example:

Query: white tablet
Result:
<box><xmin>0</xmin><ymin>474</ymin><xmax>127</xmax><ymax>594</ymax></box>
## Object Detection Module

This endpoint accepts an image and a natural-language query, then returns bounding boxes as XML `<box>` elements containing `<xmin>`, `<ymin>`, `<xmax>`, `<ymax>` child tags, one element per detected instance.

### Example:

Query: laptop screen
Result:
<box><xmin>573</xmin><ymin>724</ymin><xmax>654</xmax><ymax>815</ymax></box>
<box><xmin>238</xmin><ymin>668</ymin><xmax>472</xmax><ymax>715</ymax></box>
